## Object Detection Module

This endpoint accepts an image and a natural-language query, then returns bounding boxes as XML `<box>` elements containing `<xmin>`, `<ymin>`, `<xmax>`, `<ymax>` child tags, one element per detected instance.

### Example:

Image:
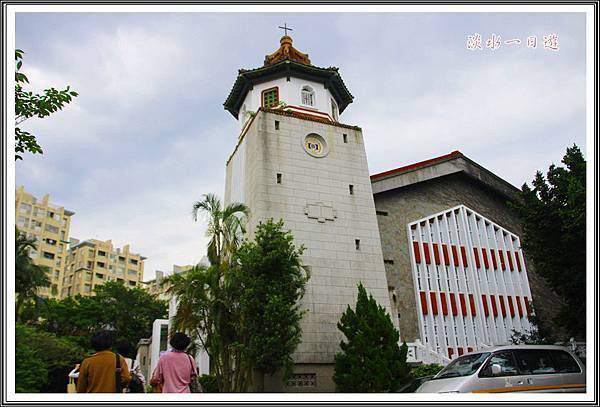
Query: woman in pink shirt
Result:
<box><xmin>150</xmin><ymin>332</ymin><xmax>198</xmax><ymax>393</ymax></box>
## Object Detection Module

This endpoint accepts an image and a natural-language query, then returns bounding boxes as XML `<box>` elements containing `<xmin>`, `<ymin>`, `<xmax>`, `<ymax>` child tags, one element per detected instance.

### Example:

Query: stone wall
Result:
<box><xmin>373</xmin><ymin>172</ymin><xmax>565</xmax><ymax>343</ymax></box>
<box><xmin>262</xmin><ymin>364</ymin><xmax>336</xmax><ymax>392</ymax></box>
<box><xmin>225</xmin><ymin>110</ymin><xmax>393</xmax><ymax>391</ymax></box>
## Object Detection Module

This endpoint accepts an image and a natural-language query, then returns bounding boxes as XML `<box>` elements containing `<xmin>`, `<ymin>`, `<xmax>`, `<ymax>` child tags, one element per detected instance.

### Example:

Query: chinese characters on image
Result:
<box><xmin>467</xmin><ymin>33</ymin><xmax>559</xmax><ymax>51</ymax></box>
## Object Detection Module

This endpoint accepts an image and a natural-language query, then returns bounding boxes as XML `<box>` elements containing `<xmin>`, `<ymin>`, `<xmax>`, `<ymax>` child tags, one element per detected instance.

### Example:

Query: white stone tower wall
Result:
<box><xmin>225</xmin><ymin>110</ymin><xmax>394</xmax><ymax>365</ymax></box>
<box><xmin>238</xmin><ymin>77</ymin><xmax>337</xmax><ymax>129</ymax></box>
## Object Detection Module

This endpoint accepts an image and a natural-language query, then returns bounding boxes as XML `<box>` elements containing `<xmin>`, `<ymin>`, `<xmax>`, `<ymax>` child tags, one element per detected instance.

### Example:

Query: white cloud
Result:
<box><xmin>352</xmin><ymin>56</ymin><xmax>585</xmax><ymax>186</ymax></box>
<box><xmin>59</xmin><ymin>120</ymin><xmax>234</xmax><ymax>278</ymax></box>
<box><xmin>14</xmin><ymin>12</ymin><xmax>586</xmax><ymax>280</ymax></box>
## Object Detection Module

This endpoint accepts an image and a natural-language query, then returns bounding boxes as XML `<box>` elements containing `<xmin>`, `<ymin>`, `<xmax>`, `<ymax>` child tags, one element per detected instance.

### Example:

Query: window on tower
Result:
<box><xmin>262</xmin><ymin>87</ymin><xmax>279</xmax><ymax>109</ymax></box>
<box><xmin>240</xmin><ymin>104</ymin><xmax>247</xmax><ymax>122</ymax></box>
<box><xmin>331</xmin><ymin>99</ymin><xmax>338</xmax><ymax>121</ymax></box>
<box><xmin>301</xmin><ymin>86</ymin><xmax>315</xmax><ymax>107</ymax></box>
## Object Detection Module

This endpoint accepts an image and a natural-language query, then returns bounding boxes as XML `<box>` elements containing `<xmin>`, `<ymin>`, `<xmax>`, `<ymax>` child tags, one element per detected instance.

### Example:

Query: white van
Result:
<box><xmin>416</xmin><ymin>345</ymin><xmax>585</xmax><ymax>393</ymax></box>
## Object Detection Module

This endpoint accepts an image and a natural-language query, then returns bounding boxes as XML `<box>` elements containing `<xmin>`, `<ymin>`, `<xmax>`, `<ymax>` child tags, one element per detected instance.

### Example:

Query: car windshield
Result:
<box><xmin>433</xmin><ymin>352</ymin><xmax>491</xmax><ymax>380</ymax></box>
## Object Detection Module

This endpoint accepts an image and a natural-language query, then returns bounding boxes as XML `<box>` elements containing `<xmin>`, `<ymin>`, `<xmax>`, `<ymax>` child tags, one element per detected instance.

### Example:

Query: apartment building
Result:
<box><xmin>61</xmin><ymin>238</ymin><xmax>146</xmax><ymax>298</ymax></box>
<box><xmin>142</xmin><ymin>264</ymin><xmax>195</xmax><ymax>301</ymax></box>
<box><xmin>15</xmin><ymin>186</ymin><xmax>74</xmax><ymax>299</ymax></box>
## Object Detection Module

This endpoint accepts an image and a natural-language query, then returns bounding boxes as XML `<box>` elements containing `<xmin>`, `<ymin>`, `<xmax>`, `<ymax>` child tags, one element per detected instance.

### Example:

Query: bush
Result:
<box><xmin>334</xmin><ymin>283</ymin><xmax>410</xmax><ymax>392</ymax></box>
<box><xmin>15</xmin><ymin>336</ymin><xmax>47</xmax><ymax>393</ymax></box>
<box><xmin>410</xmin><ymin>363</ymin><xmax>444</xmax><ymax>379</ymax></box>
<box><xmin>198</xmin><ymin>374</ymin><xmax>219</xmax><ymax>392</ymax></box>
<box><xmin>16</xmin><ymin>323</ymin><xmax>86</xmax><ymax>393</ymax></box>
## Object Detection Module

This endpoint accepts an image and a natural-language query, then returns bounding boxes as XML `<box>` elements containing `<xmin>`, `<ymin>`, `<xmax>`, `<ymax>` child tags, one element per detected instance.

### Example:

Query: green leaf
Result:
<box><xmin>509</xmin><ymin>144</ymin><xmax>586</xmax><ymax>341</ymax></box>
<box><xmin>333</xmin><ymin>283</ymin><xmax>409</xmax><ymax>392</ymax></box>
<box><xmin>14</xmin><ymin>50</ymin><xmax>78</xmax><ymax>161</ymax></box>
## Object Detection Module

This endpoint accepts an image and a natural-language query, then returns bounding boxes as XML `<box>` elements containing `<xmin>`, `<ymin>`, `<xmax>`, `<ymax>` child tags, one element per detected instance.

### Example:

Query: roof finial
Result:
<box><xmin>278</xmin><ymin>23</ymin><xmax>293</xmax><ymax>37</ymax></box>
<box><xmin>264</xmin><ymin>25</ymin><xmax>311</xmax><ymax>66</ymax></box>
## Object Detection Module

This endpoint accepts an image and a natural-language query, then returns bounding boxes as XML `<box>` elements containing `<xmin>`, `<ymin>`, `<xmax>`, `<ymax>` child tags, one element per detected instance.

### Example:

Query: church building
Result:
<box><xmin>371</xmin><ymin>151</ymin><xmax>562</xmax><ymax>364</ymax></box>
<box><xmin>163</xmin><ymin>33</ymin><xmax>561</xmax><ymax>392</ymax></box>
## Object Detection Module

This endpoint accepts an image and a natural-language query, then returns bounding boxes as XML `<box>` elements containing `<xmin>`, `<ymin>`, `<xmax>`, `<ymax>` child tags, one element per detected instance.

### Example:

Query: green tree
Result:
<box><xmin>92</xmin><ymin>281</ymin><xmax>168</xmax><ymax>356</ymax></box>
<box><xmin>166</xmin><ymin>264</ymin><xmax>235</xmax><ymax>388</ymax></box>
<box><xmin>192</xmin><ymin>193</ymin><xmax>249</xmax><ymax>266</ymax></box>
<box><xmin>334</xmin><ymin>283</ymin><xmax>410</xmax><ymax>392</ymax></box>
<box><xmin>16</xmin><ymin>323</ymin><xmax>86</xmax><ymax>393</ymax></box>
<box><xmin>27</xmin><ymin>295</ymin><xmax>103</xmax><ymax>342</ymax></box>
<box><xmin>36</xmin><ymin>281</ymin><xmax>167</xmax><ymax>358</ymax></box>
<box><xmin>233</xmin><ymin>219</ymin><xmax>310</xmax><ymax>390</ymax></box>
<box><xmin>198</xmin><ymin>374</ymin><xmax>219</xmax><ymax>392</ymax></box>
<box><xmin>167</xmin><ymin>263</ymin><xmax>254</xmax><ymax>392</ymax></box>
<box><xmin>15</xmin><ymin>327</ymin><xmax>48</xmax><ymax>393</ymax></box>
<box><xmin>509</xmin><ymin>313</ymin><xmax>554</xmax><ymax>345</ymax></box>
<box><xmin>410</xmin><ymin>363</ymin><xmax>444</xmax><ymax>379</ymax></box>
<box><xmin>169</xmin><ymin>198</ymin><xmax>310</xmax><ymax>392</ymax></box>
<box><xmin>15</xmin><ymin>228</ymin><xmax>51</xmax><ymax>321</ymax></box>
<box><xmin>167</xmin><ymin>194</ymin><xmax>249</xmax><ymax>392</ymax></box>
<box><xmin>510</xmin><ymin>144</ymin><xmax>586</xmax><ymax>339</ymax></box>
<box><xmin>15</xmin><ymin>49</ymin><xmax>78</xmax><ymax>160</ymax></box>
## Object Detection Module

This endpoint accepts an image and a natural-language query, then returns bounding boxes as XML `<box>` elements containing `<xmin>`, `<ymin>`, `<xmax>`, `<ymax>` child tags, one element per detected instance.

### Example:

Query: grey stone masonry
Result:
<box><xmin>225</xmin><ymin>110</ymin><xmax>394</xmax><ymax>367</ymax></box>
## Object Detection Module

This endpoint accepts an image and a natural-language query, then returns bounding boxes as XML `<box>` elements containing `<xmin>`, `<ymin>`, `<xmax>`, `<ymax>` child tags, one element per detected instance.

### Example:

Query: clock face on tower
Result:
<box><xmin>303</xmin><ymin>133</ymin><xmax>329</xmax><ymax>158</ymax></box>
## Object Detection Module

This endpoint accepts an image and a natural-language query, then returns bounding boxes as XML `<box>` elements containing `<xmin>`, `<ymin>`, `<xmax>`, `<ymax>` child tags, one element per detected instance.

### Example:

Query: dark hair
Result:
<box><xmin>114</xmin><ymin>339</ymin><xmax>130</xmax><ymax>357</ymax></box>
<box><xmin>169</xmin><ymin>332</ymin><xmax>191</xmax><ymax>351</ymax></box>
<box><xmin>91</xmin><ymin>330</ymin><xmax>114</xmax><ymax>351</ymax></box>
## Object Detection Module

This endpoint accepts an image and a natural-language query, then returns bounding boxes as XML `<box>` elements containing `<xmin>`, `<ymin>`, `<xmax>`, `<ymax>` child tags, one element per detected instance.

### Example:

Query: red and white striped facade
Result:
<box><xmin>408</xmin><ymin>205</ymin><xmax>534</xmax><ymax>360</ymax></box>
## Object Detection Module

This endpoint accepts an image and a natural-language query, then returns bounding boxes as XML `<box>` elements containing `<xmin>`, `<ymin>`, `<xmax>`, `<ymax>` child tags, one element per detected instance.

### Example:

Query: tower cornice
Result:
<box><xmin>224</xmin><ymin>60</ymin><xmax>353</xmax><ymax>119</ymax></box>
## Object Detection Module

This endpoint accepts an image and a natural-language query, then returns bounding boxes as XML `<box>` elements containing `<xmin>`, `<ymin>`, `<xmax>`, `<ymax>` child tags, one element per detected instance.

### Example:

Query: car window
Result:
<box><xmin>550</xmin><ymin>350</ymin><xmax>581</xmax><ymax>373</ymax></box>
<box><xmin>434</xmin><ymin>353</ymin><xmax>490</xmax><ymax>380</ymax></box>
<box><xmin>514</xmin><ymin>350</ymin><xmax>557</xmax><ymax>375</ymax></box>
<box><xmin>479</xmin><ymin>351</ymin><xmax>519</xmax><ymax>377</ymax></box>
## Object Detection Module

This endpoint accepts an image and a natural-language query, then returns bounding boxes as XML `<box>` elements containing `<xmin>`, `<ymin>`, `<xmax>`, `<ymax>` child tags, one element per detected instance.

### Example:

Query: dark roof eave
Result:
<box><xmin>224</xmin><ymin>61</ymin><xmax>353</xmax><ymax>118</ymax></box>
<box><xmin>459</xmin><ymin>155</ymin><xmax>521</xmax><ymax>200</ymax></box>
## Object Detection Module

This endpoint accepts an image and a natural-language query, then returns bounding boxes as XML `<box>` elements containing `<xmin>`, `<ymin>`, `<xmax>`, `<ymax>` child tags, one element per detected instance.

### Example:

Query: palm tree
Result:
<box><xmin>164</xmin><ymin>265</ymin><xmax>231</xmax><ymax>387</ymax></box>
<box><xmin>191</xmin><ymin>193</ymin><xmax>249</xmax><ymax>267</ymax></box>
<box><xmin>165</xmin><ymin>265</ymin><xmax>211</xmax><ymax>344</ymax></box>
<box><xmin>164</xmin><ymin>194</ymin><xmax>249</xmax><ymax>391</ymax></box>
<box><xmin>15</xmin><ymin>228</ymin><xmax>51</xmax><ymax>320</ymax></box>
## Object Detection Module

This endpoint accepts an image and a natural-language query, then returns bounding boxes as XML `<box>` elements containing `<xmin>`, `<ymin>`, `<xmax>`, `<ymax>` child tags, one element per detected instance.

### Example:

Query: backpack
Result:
<box><xmin>128</xmin><ymin>371</ymin><xmax>145</xmax><ymax>393</ymax></box>
<box><xmin>126</xmin><ymin>359</ymin><xmax>145</xmax><ymax>393</ymax></box>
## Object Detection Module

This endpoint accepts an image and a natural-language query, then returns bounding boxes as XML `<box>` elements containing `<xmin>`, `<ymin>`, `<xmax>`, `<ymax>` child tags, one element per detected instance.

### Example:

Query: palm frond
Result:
<box><xmin>222</xmin><ymin>201</ymin><xmax>249</xmax><ymax>219</ymax></box>
<box><xmin>192</xmin><ymin>193</ymin><xmax>222</xmax><ymax>221</ymax></box>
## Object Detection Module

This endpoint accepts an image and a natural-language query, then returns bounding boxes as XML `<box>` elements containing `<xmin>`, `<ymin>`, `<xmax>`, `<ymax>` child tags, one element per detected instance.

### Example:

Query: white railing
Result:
<box><xmin>555</xmin><ymin>338</ymin><xmax>586</xmax><ymax>361</ymax></box>
<box><xmin>406</xmin><ymin>340</ymin><xmax>452</xmax><ymax>366</ymax></box>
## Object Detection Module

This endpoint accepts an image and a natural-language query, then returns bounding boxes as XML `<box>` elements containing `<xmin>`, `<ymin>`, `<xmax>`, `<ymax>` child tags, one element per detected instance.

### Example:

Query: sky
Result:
<box><xmin>14</xmin><ymin>10</ymin><xmax>587</xmax><ymax>280</ymax></box>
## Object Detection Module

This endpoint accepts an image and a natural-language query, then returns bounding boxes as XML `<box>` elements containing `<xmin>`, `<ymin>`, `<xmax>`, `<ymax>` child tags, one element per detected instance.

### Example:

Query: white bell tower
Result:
<box><xmin>223</xmin><ymin>33</ymin><xmax>393</xmax><ymax>392</ymax></box>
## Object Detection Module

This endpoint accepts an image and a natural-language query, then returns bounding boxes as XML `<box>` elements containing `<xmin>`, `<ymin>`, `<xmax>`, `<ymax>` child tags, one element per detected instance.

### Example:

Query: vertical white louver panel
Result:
<box><xmin>407</xmin><ymin>205</ymin><xmax>534</xmax><ymax>359</ymax></box>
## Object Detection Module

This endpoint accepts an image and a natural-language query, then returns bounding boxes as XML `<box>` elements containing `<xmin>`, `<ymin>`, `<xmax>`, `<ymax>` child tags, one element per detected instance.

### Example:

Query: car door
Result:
<box><xmin>513</xmin><ymin>349</ymin><xmax>563</xmax><ymax>392</ymax></box>
<box><xmin>472</xmin><ymin>350</ymin><xmax>524</xmax><ymax>393</ymax></box>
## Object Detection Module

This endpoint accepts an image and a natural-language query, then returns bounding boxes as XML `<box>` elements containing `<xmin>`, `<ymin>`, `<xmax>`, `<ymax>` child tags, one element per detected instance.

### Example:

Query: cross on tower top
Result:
<box><xmin>278</xmin><ymin>23</ymin><xmax>293</xmax><ymax>36</ymax></box>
